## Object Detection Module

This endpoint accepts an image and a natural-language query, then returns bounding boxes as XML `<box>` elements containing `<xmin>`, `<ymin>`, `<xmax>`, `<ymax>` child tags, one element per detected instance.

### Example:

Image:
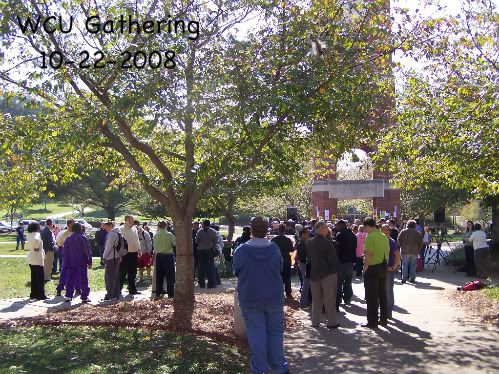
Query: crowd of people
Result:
<box><xmin>231</xmin><ymin>215</ymin><xmax>483</xmax><ymax>374</ymax></box>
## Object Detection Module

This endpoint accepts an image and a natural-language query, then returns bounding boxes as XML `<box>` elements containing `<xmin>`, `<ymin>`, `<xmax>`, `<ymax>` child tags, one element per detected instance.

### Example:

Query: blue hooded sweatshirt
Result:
<box><xmin>233</xmin><ymin>238</ymin><xmax>284</xmax><ymax>308</ymax></box>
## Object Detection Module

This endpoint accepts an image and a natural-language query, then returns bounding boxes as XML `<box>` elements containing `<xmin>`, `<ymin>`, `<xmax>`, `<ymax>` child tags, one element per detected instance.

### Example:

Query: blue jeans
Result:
<box><xmin>16</xmin><ymin>236</ymin><xmax>25</xmax><ymax>250</ymax></box>
<box><xmin>298</xmin><ymin>262</ymin><xmax>310</xmax><ymax>307</ymax></box>
<box><xmin>402</xmin><ymin>255</ymin><xmax>418</xmax><ymax>282</ymax></box>
<box><xmin>241</xmin><ymin>305</ymin><xmax>289</xmax><ymax>374</ymax></box>
<box><xmin>386</xmin><ymin>270</ymin><xmax>395</xmax><ymax>318</ymax></box>
<box><xmin>53</xmin><ymin>251</ymin><xmax>62</xmax><ymax>273</ymax></box>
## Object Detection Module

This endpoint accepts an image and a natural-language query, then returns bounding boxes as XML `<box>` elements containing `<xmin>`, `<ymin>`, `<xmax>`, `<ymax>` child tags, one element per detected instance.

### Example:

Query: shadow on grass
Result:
<box><xmin>0</xmin><ymin>326</ymin><xmax>248</xmax><ymax>373</ymax></box>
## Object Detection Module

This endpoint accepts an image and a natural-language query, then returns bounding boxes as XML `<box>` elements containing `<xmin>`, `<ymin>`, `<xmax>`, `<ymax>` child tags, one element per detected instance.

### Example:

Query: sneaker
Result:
<box><xmin>409</xmin><ymin>278</ymin><xmax>416</xmax><ymax>284</ymax></box>
<box><xmin>129</xmin><ymin>291</ymin><xmax>141</xmax><ymax>295</ymax></box>
<box><xmin>401</xmin><ymin>279</ymin><xmax>406</xmax><ymax>284</ymax></box>
<box><xmin>81</xmin><ymin>299</ymin><xmax>91</xmax><ymax>304</ymax></box>
<box><xmin>361</xmin><ymin>323</ymin><xmax>378</xmax><ymax>329</ymax></box>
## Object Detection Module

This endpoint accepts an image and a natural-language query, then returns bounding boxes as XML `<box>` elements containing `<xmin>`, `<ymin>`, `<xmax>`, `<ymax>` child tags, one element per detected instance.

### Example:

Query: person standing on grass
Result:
<box><xmin>15</xmin><ymin>224</ymin><xmax>25</xmax><ymax>251</ymax></box>
<box><xmin>362</xmin><ymin>218</ymin><xmax>389</xmax><ymax>328</ymax></box>
<box><xmin>463</xmin><ymin>220</ymin><xmax>476</xmax><ymax>276</ymax></box>
<box><xmin>102</xmin><ymin>222</ymin><xmax>122</xmax><ymax>301</ymax></box>
<box><xmin>381</xmin><ymin>224</ymin><xmax>400</xmax><ymax>320</ymax></box>
<box><xmin>469</xmin><ymin>223</ymin><xmax>491</xmax><ymax>279</ymax></box>
<box><xmin>397</xmin><ymin>220</ymin><xmax>423</xmax><ymax>284</ymax></box>
<box><xmin>55</xmin><ymin>219</ymin><xmax>75</xmax><ymax>297</ymax></box>
<box><xmin>119</xmin><ymin>215</ymin><xmax>141</xmax><ymax>295</ymax></box>
<box><xmin>40</xmin><ymin>218</ymin><xmax>57</xmax><ymax>282</ymax></box>
<box><xmin>306</xmin><ymin>220</ymin><xmax>340</xmax><ymax>329</ymax></box>
<box><xmin>335</xmin><ymin>219</ymin><xmax>357</xmax><ymax>309</ymax></box>
<box><xmin>153</xmin><ymin>221</ymin><xmax>176</xmax><ymax>299</ymax></box>
<box><xmin>26</xmin><ymin>222</ymin><xmax>47</xmax><ymax>300</ymax></box>
<box><xmin>233</xmin><ymin>217</ymin><xmax>289</xmax><ymax>374</ymax></box>
<box><xmin>60</xmin><ymin>223</ymin><xmax>92</xmax><ymax>303</ymax></box>
<box><xmin>271</xmin><ymin>224</ymin><xmax>294</xmax><ymax>299</ymax></box>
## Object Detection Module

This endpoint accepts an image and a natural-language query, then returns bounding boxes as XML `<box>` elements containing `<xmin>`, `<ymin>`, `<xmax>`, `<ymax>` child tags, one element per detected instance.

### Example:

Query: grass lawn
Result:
<box><xmin>0</xmin><ymin>326</ymin><xmax>247</xmax><ymax>373</ymax></box>
<box><xmin>21</xmin><ymin>202</ymin><xmax>73</xmax><ymax>218</ymax></box>
<box><xmin>0</xmin><ymin>234</ymin><xmax>17</xmax><ymax>242</ymax></box>
<box><xmin>483</xmin><ymin>287</ymin><xmax>499</xmax><ymax>302</ymax></box>
<box><xmin>0</xmin><ymin>242</ymin><xmax>21</xmax><ymax>255</ymax></box>
<box><xmin>0</xmin><ymin>258</ymin><xmax>107</xmax><ymax>299</ymax></box>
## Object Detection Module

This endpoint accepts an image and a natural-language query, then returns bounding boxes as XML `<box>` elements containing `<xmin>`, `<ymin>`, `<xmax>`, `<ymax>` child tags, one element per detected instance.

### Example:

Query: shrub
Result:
<box><xmin>446</xmin><ymin>244</ymin><xmax>465</xmax><ymax>268</ymax></box>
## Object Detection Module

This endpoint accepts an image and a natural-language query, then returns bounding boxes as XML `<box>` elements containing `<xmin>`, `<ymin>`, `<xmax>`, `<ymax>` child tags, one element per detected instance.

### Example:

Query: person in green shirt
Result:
<box><xmin>362</xmin><ymin>217</ymin><xmax>389</xmax><ymax>328</ymax></box>
<box><xmin>153</xmin><ymin>221</ymin><xmax>176</xmax><ymax>299</ymax></box>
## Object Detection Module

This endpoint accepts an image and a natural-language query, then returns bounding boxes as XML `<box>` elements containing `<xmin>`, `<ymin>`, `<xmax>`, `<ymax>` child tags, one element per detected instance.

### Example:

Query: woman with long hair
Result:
<box><xmin>26</xmin><ymin>222</ymin><xmax>47</xmax><ymax>300</ymax></box>
<box><xmin>463</xmin><ymin>220</ymin><xmax>476</xmax><ymax>277</ymax></box>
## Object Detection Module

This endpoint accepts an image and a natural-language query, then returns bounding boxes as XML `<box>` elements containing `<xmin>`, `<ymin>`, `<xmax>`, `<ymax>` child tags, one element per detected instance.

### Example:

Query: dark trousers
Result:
<box><xmin>464</xmin><ymin>245</ymin><xmax>476</xmax><ymax>276</ymax></box>
<box><xmin>364</xmin><ymin>262</ymin><xmax>388</xmax><ymax>326</ymax></box>
<box><xmin>337</xmin><ymin>262</ymin><xmax>354</xmax><ymax>306</ymax></box>
<box><xmin>156</xmin><ymin>254</ymin><xmax>175</xmax><ymax>297</ymax></box>
<box><xmin>354</xmin><ymin>257</ymin><xmax>364</xmax><ymax>277</ymax></box>
<box><xmin>120</xmin><ymin>252</ymin><xmax>138</xmax><ymax>293</ymax></box>
<box><xmin>29</xmin><ymin>265</ymin><xmax>45</xmax><ymax>299</ymax></box>
<box><xmin>197</xmin><ymin>250</ymin><xmax>216</xmax><ymax>288</ymax></box>
<box><xmin>282</xmin><ymin>263</ymin><xmax>292</xmax><ymax>296</ymax></box>
<box><xmin>52</xmin><ymin>251</ymin><xmax>62</xmax><ymax>273</ymax></box>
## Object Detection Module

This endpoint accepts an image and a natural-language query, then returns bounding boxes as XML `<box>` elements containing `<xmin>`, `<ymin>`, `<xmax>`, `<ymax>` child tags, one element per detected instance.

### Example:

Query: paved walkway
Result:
<box><xmin>284</xmin><ymin>268</ymin><xmax>499</xmax><ymax>374</ymax></box>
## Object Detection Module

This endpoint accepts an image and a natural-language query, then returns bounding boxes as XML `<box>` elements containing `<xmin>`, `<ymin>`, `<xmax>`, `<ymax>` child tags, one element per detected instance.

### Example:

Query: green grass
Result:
<box><xmin>0</xmin><ymin>234</ymin><xmax>17</xmax><ymax>242</ymax></box>
<box><xmin>0</xmin><ymin>258</ymin><xmax>108</xmax><ymax>299</ymax></box>
<box><xmin>482</xmin><ymin>287</ymin><xmax>499</xmax><ymax>302</ymax></box>
<box><xmin>0</xmin><ymin>243</ymin><xmax>20</xmax><ymax>255</ymax></box>
<box><xmin>0</xmin><ymin>326</ymin><xmax>247</xmax><ymax>373</ymax></box>
<box><xmin>21</xmin><ymin>202</ymin><xmax>73</xmax><ymax>218</ymax></box>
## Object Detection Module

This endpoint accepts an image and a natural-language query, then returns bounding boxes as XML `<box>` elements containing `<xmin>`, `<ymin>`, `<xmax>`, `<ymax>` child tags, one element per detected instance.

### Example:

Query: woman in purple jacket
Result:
<box><xmin>61</xmin><ymin>223</ymin><xmax>92</xmax><ymax>303</ymax></box>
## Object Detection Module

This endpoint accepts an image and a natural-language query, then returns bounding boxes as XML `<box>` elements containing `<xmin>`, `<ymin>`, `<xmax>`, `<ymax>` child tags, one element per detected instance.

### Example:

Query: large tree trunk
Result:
<box><xmin>491</xmin><ymin>197</ymin><xmax>499</xmax><ymax>251</ymax></box>
<box><xmin>104</xmin><ymin>206</ymin><xmax>117</xmax><ymax>221</ymax></box>
<box><xmin>172</xmin><ymin>217</ymin><xmax>195</xmax><ymax>303</ymax></box>
<box><xmin>225</xmin><ymin>193</ymin><xmax>236</xmax><ymax>242</ymax></box>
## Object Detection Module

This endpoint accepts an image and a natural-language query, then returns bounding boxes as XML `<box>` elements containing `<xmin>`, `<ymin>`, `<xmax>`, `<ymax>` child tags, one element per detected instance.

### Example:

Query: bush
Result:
<box><xmin>216</xmin><ymin>260</ymin><xmax>234</xmax><ymax>279</ymax></box>
<box><xmin>446</xmin><ymin>244</ymin><xmax>465</xmax><ymax>268</ymax></box>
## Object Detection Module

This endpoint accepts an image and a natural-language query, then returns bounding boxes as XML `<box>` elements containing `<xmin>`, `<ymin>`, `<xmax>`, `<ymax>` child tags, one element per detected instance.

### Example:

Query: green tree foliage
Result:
<box><xmin>1</xmin><ymin>0</ymin><xmax>430</xmax><ymax>302</ymax></box>
<box><xmin>376</xmin><ymin>0</ymin><xmax>499</xmax><ymax>246</ymax></box>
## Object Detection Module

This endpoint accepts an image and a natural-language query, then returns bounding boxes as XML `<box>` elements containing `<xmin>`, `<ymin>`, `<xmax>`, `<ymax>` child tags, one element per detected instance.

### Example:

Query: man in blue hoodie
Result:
<box><xmin>233</xmin><ymin>217</ymin><xmax>289</xmax><ymax>374</ymax></box>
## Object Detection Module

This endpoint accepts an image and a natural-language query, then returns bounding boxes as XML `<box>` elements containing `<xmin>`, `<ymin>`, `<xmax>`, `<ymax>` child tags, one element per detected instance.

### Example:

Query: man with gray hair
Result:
<box><xmin>398</xmin><ymin>220</ymin><xmax>423</xmax><ymax>284</ymax></box>
<box><xmin>306</xmin><ymin>220</ymin><xmax>340</xmax><ymax>329</ymax></box>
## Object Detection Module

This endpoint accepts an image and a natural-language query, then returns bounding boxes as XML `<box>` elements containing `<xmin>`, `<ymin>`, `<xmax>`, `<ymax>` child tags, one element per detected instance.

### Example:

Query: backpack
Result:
<box><xmin>457</xmin><ymin>280</ymin><xmax>486</xmax><ymax>292</ymax></box>
<box><xmin>114</xmin><ymin>232</ymin><xmax>128</xmax><ymax>257</ymax></box>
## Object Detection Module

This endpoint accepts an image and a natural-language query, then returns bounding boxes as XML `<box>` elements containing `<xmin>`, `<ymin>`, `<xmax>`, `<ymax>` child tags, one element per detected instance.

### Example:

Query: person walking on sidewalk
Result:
<box><xmin>363</xmin><ymin>218</ymin><xmax>389</xmax><ymax>328</ymax></box>
<box><xmin>60</xmin><ymin>223</ymin><xmax>92</xmax><ymax>303</ymax></box>
<box><xmin>26</xmin><ymin>222</ymin><xmax>47</xmax><ymax>300</ymax></box>
<box><xmin>306</xmin><ymin>220</ymin><xmax>340</xmax><ymax>329</ymax></box>
<box><xmin>398</xmin><ymin>220</ymin><xmax>423</xmax><ymax>284</ymax></box>
<box><xmin>233</xmin><ymin>217</ymin><xmax>289</xmax><ymax>374</ymax></box>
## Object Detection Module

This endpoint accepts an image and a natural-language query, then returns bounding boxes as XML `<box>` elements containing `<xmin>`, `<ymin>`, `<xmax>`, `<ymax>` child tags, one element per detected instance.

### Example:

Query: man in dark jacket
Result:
<box><xmin>271</xmin><ymin>224</ymin><xmax>294</xmax><ymax>298</ymax></box>
<box><xmin>306</xmin><ymin>221</ymin><xmax>340</xmax><ymax>328</ymax></box>
<box><xmin>335</xmin><ymin>220</ymin><xmax>357</xmax><ymax>309</ymax></box>
<box><xmin>40</xmin><ymin>218</ymin><xmax>57</xmax><ymax>281</ymax></box>
<box><xmin>195</xmin><ymin>220</ymin><xmax>218</xmax><ymax>288</ymax></box>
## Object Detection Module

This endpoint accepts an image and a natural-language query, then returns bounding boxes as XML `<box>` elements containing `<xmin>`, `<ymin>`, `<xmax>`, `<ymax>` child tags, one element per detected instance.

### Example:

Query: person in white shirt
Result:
<box><xmin>469</xmin><ymin>223</ymin><xmax>491</xmax><ymax>278</ymax></box>
<box><xmin>26</xmin><ymin>222</ymin><xmax>47</xmax><ymax>300</ymax></box>
<box><xmin>102</xmin><ymin>223</ymin><xmax>122</xmax><ymax>301</ymax></box>
<box><xmin>119</xmin><ymin>216</ymin><xmax>141</xmax><ymax>294</ymax></box>
<box><xmin>137</xmin><ymin>225</ymin><xmax>153</xmax><ymax>282</ymax></box>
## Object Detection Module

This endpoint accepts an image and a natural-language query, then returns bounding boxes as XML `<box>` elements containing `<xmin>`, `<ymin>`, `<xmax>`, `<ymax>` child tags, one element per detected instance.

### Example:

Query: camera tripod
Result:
<box><xmin>425</xmin><ymin>226</ymin><xmax>452</xmax><ymax>271</ymax></box>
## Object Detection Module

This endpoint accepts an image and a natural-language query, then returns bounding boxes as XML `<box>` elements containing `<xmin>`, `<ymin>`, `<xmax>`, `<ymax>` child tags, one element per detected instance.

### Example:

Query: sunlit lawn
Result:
<box><xmin>0</xmin><ymin>258</ymin><xmax>108</xmax><ymax>299</ymax></box>
<box><xmin>0</xmin><ymin>326</ymin><xmax>248</xmax><ymax>373</ymax></box>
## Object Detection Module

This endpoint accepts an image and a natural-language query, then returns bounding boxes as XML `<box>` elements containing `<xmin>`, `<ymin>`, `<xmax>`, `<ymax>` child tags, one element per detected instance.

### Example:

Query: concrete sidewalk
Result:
<box><xmin>284</xmin><ymin>268</ymin><xmax>499</xmax><ymax>374</ymax></box>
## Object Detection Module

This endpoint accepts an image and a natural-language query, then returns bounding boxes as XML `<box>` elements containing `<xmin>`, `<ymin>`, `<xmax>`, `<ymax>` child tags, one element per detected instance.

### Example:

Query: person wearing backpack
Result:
<box><xmin>102</xmin><ymin>222</ymin><xmax>123</xmax><ymax>301</ymax></box>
